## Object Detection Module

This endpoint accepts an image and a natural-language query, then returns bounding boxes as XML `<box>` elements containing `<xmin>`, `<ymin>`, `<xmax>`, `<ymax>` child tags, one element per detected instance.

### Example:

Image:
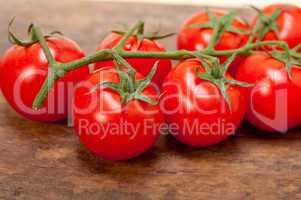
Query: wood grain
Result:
<box><xmin>0</xmin><ymin>1</ymin><xmax>301</xmax><ymax>199</ymax></box>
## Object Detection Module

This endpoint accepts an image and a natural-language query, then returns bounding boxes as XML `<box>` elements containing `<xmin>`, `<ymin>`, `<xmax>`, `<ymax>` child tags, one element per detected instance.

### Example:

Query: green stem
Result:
<box><xmin>32</xmin><ymin>69</ymin><xmax>56</xmax><ymax>109</ymax></box>
<box><xmin>31</xmin><ymin>25</ymin><xmax>58</xmax><ymax>109</ymax></box>
<box><xmin>31</xmin><ymin>26</ymin><xmax>56</xmax><ymax>64</ymax></box>
<box><xmin>62</xmin><ymin>49</ymin><xmax>113</xmax><ymax>71</ymax></box>
<box><xmin>291</xmin><ymin>52</ymin><xmax>301</xmax><ymax>59</ymax></box>
<box><xmin>41</xmin><ymin>41</ymin><xmax>288</xmax><ymax>77</ymax></box>
<box><xmin>206</xmin><ymin>24</ymin><xmax>222</xmax><ymax>51</ymax></box>
<box><xmin>58</xmin><ymin>50</ymin><xmax>194</xmax><ymax>73</ymax></box>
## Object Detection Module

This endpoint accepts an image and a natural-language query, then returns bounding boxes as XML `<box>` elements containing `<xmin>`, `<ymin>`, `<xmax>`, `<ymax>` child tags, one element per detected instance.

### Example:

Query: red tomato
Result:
<box><xmin>94</xmin><ymin>33</ymin><xmax>172</xmax><ymax>88</ymax></box>
<box><xmin>160</xmin><ymin>59</ymin><xmax>246</xmax><ymax>147</ymax></box>
<box><xmin>236</xmin><ymin>52</ymin><xmax>301</xmax><ymax>133</ymax></box>
<box><xmin>177</xmin><ymin>10</ymin><xmax>249</xmax><ymax>76</ymax></box>
<box><xmin>177</xmin><ymin>10</ymin><xmax>249</xmax><ymax>51</ymax></box>
<box><xmin>0</xmin><ymin>37</ymin><xmax>89</xmax><ymax>122</ymax></box>
<box><xmin>72</xmin><ymin>67</ymin><xmax>164</xmax><ymax>161</ymax></box>
<box><xmin>252</xmin><ymin>4</ymin><xmax>301</xmax><ymax>48</ymax></box>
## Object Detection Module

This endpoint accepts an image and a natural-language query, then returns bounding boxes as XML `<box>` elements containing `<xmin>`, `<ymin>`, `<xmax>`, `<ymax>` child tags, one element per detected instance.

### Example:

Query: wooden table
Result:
<box><xmin>0</xmin><ymin>1</ymin><xmax>300</xmax><ymax>199</ymax></box>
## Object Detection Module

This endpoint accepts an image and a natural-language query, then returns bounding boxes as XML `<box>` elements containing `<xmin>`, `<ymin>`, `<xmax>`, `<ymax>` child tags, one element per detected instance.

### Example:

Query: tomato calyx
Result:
<box><xmin>195</xmin><ymin>52</ymin><xmax>253</xmax><ymax>110</ymax></box>
<box><xmin>190</xmin><ymin>10</ymin><xmax>248</xmax><ymax>34</ymax></box>
<box><xmin>190</xmin><ymin>10</ymin><xmax>249</xmax><ymax>50</ymax></box>
<box><xmin>8</xmin><ymin>18</ymin><xmax>62</xmax><ymax>47</ymax></box>
<box><xmin>112</xmin><ymin>22</ymin><xmax>175</xmax><ymax>48</ymax></box>
<box><xmin>251</xmin><ymin>6</ymin><xmax>282</xmax><ymax>42</ymax></box>
<box><xmin>267</xmin><ymin>48</ymin><xmax>301</xmax><ymax>75</ymax></box>
<box><xmin>92</xmin><ymin>51</ymin><xmax>160</xmax><ymax>105</ymax></box>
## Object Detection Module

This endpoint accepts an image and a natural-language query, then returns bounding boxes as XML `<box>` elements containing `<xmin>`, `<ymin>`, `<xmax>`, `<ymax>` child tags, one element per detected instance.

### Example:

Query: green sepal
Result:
<box><xmin>111</xmin><ymin>50</ymin><xmax>136</xmax><ymax>91</ymax></box>
<box><xmin>8</xmin><ymin>17</ymin><xmax>64</xmax><ymax>47</ymax></box>
<box><xmin>195</xmin><ymin>55</ymin><xmax>254</xmax><ymax>112</ymax></box>
<box><xmin>198</xmin><ymin>73</ymin><xmax>231</xmax><ymax>112</ymax></box>
<box><xmin>224</xmin><ymin>79</ymin><xmax>255</xmax><ymax>87</ymax></box>
<box><xmin>251</xmin><ymin>6</ymin><xmax>282</xmax><ymax>41</ymax></box>
<box><xmin>135</xmin><ymin>61</ymin><xmax>159</xmax><ymax>93</ymax></box>
<box><xmin>8</xmin><ymin>18</ymin><xmax>36</xmax><ymax>47</ymax></box>
<box><xmin>127</xmin><ymin>61</ymin><xmax>160</xmax><ymax>105</ymax></box>
<box><xmin>226</xmin><ymin>26</ymin><xmax>249</xmax><ymax>35</ymax></box>
<box><xmin>113</xmin><ymin>60</ymin><xmax>129</xmax><ymax>91</ymax></box>
<box><xmin>268</xmin><ymin>49</ymin><xmax>301</xmax><ymax>77</ymax></box>
<box><xmin>220</xmin><ymin>11</ymin><xmax>249</xmax><ymax>35</ymax></box>
<box><xmin>197</xmin><ymin>57</ymin><xmax>212</xmax><ymax>73</ymax></box>
<box><xmin>220</xmin><ymin>11</ymin><xmax>237</xmax><ymax>26</ymax></box>
<box><xmin>136</xmin><ymin>22</ymin><xmax>145</xmax><ymax>48</ymax></box>
<box><xmin>143</xmin><ymin>32</ymin><xmax>176</xmax><ymax>40</ymax></box>
<box><xmin>216</xmin><ymin>80</ymin><xmax>231</xmax><ymax>112</ymax></box>
<box><xmin>190</xmin><ymin>10</ymin><xmax>249</xmax><ymax>36</ymax></box>
<box><xmin>193</xmin><ymin>52</ymin><xmax>219</xmax><ymax>73</ymax></box>
<box><xmin>112</xmin><ymin>30</ymin><xmax>175</xmax><ymax>41</ymax></box>
<box><xmin>131</xmin><ymin>94</ymin><xmax>159</xmax><ymax>105</ymax></box>
<box><xmin>222</xmin><ymin>53</ymin><xmax>237</xmax><ymax>73</ymax></box>
<box><xmin>90</xmin><ymin>82</ymin><xmax>121</xmax><ymax>94</ymax></box>
<box><xmin>292</xmin><ymin>44</ymin><xmax>301</xmax><ymax>52</ymax></box>
<box><xmin>207</xmin><ymin>9</ymin><xmax>218</xmax><ymax>24</ymax></box>
<box><xmin>111</xmin><ymin>21</ymin><xmax>174</xmax><ymax>49</ymax></box>
<box><xmin>197</xmin><ymin>72</ymin><xmax>214</xmax><ymax>82</ymax></box>
<box><xmin>98</xmin><ymin>51</ymin><xmax>161</xmax><ymax>106</ymax></box>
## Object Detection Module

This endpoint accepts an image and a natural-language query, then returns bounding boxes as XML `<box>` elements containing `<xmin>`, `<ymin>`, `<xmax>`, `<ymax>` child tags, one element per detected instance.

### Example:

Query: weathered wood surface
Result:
<box><xmin>0</xmin><ymin>1</ymin><xmax>301</xmax><ymax>199</ymax></box>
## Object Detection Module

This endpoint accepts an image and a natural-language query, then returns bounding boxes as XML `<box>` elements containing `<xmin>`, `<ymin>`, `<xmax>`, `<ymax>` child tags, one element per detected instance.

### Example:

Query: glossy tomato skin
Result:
<box><xmin>252</xmin><ymin>4</ymin><xmax>301</xmax><ymax>48</ymax></box>
<box><xmin>94</xmin><ymin>33</ymin><xmax>172</xmax><ymax>88</ymax></box>
<box><xmin>177</xmin><ymin>10</ymin><xmax>249</xmax><ymax>76</ymax></box>
<box><xmin>73</xmin><ymin>67</ymin><xmax>164</xmax><ymax>161</ymax></box>
<box><xmin>0</xmin><ymin>37</ymin><xmax>89</xmax><ymax>122</ymax></box>
<box><xmin>236</xmin><ymin>52</ymin><xmax>301</xmax><ymax>133</ymax></box>
<box><xmin>161</xmin><ymin>59</ymin><xmax>246</xmax><ymax>147</ymax></box>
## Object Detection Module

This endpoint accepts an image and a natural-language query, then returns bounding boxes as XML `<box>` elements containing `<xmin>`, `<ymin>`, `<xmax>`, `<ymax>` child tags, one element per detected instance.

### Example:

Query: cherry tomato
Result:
<box><xmin>72</xmin><ymin>67</ymin><xmax>164</xmax><ymax>161</ymax></box>
<box><xmin>177</xmin><ymin>10</ymin><xmax>249</xmax><ymax>76</ymax></box>
<box><xmin>177</xmin><ymin>10</ymin><xmax>249</xmax><ymax>51</ymax></box>
<box><xmin>0</xmin><ymin>37</ymin><xmax>89</xmax><ymax>122</ymax></box>
<box><xmin>160</xmin><ymin>59</ymin><xmax>246</xmax><ymax>147</ymax></box>
<box><xmin>236</xmin><ymin>52</ymin><xmax>301</xmax><ymax>133</ymax></box>
<box><xmin>94</xmin><ymin>33</ymin><xmax>172</xmax><ymax>88</ymax></box>
<box><xmin>252</xmin><ymin>4</ymin><xmax>301</xmax><ymax>48</ymax></box>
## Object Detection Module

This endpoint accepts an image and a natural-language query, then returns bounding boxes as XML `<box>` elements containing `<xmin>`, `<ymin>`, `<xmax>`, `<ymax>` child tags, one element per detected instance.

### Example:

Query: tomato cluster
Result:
<box><xmin>1</xmin><ymin>4</ymin><xmax>301</xmax><ymax>161</ymax></box>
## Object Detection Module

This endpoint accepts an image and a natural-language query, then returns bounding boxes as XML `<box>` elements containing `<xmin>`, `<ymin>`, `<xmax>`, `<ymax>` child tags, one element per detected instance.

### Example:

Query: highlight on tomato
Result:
<box><xmin>94</xmin><ymin>27</ymin><xmax>172</xmax><ymax>88</ymax></box>
<box><xmin>160</xmin><ymin>57</ymin><xmax>247</xmax><ymax>147</ymax></box>
<box><xmin>236</xmin><ymin>52</ymin><xmax>301</xmax><ymax>133</ymax></box>
<box><xmin>73</xmin><ymin>54</ymin><xmax>164</xmax><ymax>161</ymax></box>
<box><xmin>0</xmin><ymin>24</ymin><xmax>89</xmax><ymax>122</ymax></box>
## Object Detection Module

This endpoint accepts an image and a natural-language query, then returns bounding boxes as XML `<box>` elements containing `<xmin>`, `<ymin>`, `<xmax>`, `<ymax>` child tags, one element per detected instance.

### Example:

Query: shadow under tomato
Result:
<box><xmin>164</xmin><ymin>133</ymin><xmax>242</xmax><ymax>160</ymax></box>
<box><xmin>238</xmin><ymin>120</ymin><xmax>301</xmax><ymax>139</ymax></box>
<box><xmin>0</xmin><ymin>104</ymin><xmax>73</xmax><ymax>140</ymax></box>
<box><xmin>75</xmin><ymin>140</ymin><xmax>162</xmax><ymax>182</ymax></box>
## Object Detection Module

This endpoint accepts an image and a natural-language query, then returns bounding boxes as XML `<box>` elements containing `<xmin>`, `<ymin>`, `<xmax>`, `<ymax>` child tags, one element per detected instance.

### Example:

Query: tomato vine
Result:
<box><xmin>12</xmin><ymin>9</ymin><xmax>299</xmax><ymax>109</ymax></box>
